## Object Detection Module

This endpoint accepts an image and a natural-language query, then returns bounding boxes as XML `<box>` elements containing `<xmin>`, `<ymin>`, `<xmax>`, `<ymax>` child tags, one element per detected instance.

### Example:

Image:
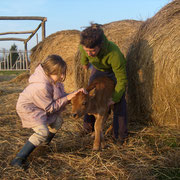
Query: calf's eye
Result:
<box><xmin>82</xmin><ymin>101</ymin><xmax>87</xmax><ymax>106</ymax></box>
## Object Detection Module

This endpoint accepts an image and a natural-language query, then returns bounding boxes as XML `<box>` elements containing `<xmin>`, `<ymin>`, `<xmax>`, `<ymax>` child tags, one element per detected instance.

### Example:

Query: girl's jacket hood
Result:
<box><xmin>29</xmin><ymin>64</ymin><xmax>53</xmax><ymax>84</ymax></box>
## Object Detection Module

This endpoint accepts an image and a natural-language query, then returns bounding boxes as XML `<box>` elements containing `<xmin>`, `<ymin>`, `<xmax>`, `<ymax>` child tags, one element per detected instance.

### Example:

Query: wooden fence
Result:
<box><xmin>0</xmin><ymin>16</ymin><xmax>47</xmax><ymax>70</ymax></box>
<box><xmin>0</xmin><ymin>50</ymin><xmax>30</xmax><ymax>70</ymax></box>
<box><xmin>0</xmin><ymin>16</ymin><xmax>47</xmax><ymax>51</ymax></box>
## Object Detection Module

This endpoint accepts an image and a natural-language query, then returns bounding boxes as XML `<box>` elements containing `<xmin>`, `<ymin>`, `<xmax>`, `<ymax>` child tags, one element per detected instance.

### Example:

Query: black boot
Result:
<box><xmin>11</xmin><ymin>141</ymin><xmax>36</xmax><ymax>168</ymax></box>
<box><xmin>45</xmin><ymin>132</ymin><xmax>56</xmax><ymax>145</ymax></box>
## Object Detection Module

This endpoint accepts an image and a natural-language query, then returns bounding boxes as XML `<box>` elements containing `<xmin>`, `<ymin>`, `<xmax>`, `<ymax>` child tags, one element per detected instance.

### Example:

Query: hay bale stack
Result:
<box><xmin>126</xmin><ymin>0</ymin><xmax>180</xmax><ymax>127</ymax></box>
<box><xmin>30</xmin><ymin>30</ymin><xmax>80</xmax><ymax>92</ymax></box>
<box><xmin>74</xmin><ymin>20</ymin><xmax>142</xmax><ymax>89</ymax></box>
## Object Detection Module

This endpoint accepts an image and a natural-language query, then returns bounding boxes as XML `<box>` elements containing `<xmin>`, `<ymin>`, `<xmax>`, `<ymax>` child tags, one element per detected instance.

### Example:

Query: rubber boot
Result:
<box><xmin>11</xmin><ymin>141</ymin><xmax>36</xmax><ymax>168</ymax></box>
<box><xmin>45</xmin><ymin>132</ymin><xmax>56</xmax><ymax>145</ymax></box>
<box><xmin>113</xmin><ymin>116</ymin><xmax>128</xmax><ymax>144</ymax></box>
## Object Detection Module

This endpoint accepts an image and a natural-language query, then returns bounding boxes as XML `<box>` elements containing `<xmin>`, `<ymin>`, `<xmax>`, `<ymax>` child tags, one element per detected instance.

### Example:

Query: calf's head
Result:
<box><xmin>71</xmin><ymin>88</ymin><xmax>96</xmax><ymax>118</ymax></box>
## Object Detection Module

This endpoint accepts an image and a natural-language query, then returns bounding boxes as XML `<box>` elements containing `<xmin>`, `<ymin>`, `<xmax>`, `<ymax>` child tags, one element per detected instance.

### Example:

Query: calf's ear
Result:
<box><xmin>89</xmin><ymin>87</ymin><xmax>96</xmax><ymax>98</ymax></box>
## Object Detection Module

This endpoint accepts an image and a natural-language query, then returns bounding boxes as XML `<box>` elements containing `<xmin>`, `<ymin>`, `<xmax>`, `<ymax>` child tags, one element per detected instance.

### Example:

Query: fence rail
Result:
<box><xmin>0</xmin><ymin>50</ymin><xmax>30</xmax><ymax>71</ymax></box>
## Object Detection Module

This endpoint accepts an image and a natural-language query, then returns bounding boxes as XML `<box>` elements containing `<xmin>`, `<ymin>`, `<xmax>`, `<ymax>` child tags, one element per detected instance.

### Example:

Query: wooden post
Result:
<box><xmin>20</xmin><ymin>51</ymin><xmax>24</xmax><ymax>70</ymax></box>
<box><xmin>19</xmin><ymin>51</ymin><xmax>22</xmax><ymax>70</ymax></box>
<box><xmin>23</xmin><ymin>52</ymin><xmax>25</xmax><ymax>70</ymax></box>
<box><xmin>41</xmin><ymin>21</ymin><xmax>46</xmax><ymax>40</ymax></box>
<box><xmin>36</xmin><ymin>33</ymin><xmax>38</xmax><ymax>44</ymax></box>
<box><xmin>24</xmin><ymin>42</ymin><xmax>28</xmax><ymax>70</ymax></box>
<box><xmin>3</xmin><ymin>50</ymin><xmax>6</xmax><ymax>70</ymax></box>
<box><xmin>0</xmin><ymin>16</ymin><xmax>46</xmax><ymax>21</ymax></box>
<box><xmin>10</xmin><ymin>51</ymin><xmax>12</xmax><ymax>70</ymax></box>
<box><xmin>7</xmin><ymin>51</ymin><xmax>9</xmax><ymax>70</ymax></box>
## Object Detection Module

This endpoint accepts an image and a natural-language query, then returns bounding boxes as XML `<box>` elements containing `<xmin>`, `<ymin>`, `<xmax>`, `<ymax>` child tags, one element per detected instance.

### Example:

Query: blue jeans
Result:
<box><xmin>84</xmin><ymin>66</ymin><xmax>128</xmax><ymax>139</ymax></box>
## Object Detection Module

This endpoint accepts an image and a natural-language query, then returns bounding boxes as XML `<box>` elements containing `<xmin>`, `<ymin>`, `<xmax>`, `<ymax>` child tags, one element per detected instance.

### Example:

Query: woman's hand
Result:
<box><xmin>108</xmin><ymin>98</ymin><xmax>115</xmax><ymax>107</ymax></box>
<box><xmin>83</xmin><ymin>63</ymin><xmax>90</xmax><ymax>70</ymax></box>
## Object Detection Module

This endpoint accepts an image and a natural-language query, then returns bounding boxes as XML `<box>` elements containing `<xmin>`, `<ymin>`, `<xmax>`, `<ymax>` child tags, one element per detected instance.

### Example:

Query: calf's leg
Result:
<box><xmin>93</xmin><ymin>112</ymin><xmax>108</xmax><ymax>150</ymax></box>
<box><xmin>93</xmin><ymin>115</ymin><xmax>103</xmax><ymax>151</ymax></box>
<box><xmin>100</xmin><ymin>112</ymin><xmax>109</xmax><ymax>149</ymax></box>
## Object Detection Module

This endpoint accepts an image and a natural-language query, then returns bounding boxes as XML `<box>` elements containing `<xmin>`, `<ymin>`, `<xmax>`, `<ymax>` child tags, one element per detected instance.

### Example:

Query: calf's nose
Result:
<box><xmin>72</xmin><ymin>113</ymin><xmax>77</xmax><ymax>118</ymax></box>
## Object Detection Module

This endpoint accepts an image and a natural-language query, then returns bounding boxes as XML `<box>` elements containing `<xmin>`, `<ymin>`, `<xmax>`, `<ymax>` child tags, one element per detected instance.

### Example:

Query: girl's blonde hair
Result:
<box><xmin>41</xmin><ymin>54</ymin><xmax>67</xmax><ymax>82</ymax></box>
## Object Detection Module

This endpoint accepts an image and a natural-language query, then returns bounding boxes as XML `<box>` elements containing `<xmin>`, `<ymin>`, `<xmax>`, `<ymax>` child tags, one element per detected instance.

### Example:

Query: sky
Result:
<box><xmin>0</xmin><ymin>0</ymin><xmax>171</xmax><ymax>51</ymax></box>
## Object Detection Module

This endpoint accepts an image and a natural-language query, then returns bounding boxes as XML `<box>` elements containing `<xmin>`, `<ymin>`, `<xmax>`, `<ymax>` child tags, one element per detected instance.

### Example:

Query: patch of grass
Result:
<box><xmin>0</xmin><ymin>70</ymin><xmax>28</xmax><ymax>76</ymax></box>
<box><xmin>153</xmin><ymin>167</ymin><xmax>180</xmax><ymax>180</ymax></box>
<box><xmin>140</xmin><ymin>126</ymin><xmax>180</xmax><ymax>151</ymax></box>
<box><xmin>0</xmin><ymin>70</ymin><xmax>29</xmax><ymax>82</ymax></box>
<box><xmin>164</xmin><ymin>138</ymin><xmax>178</xmax><ymax>148</ymax></box>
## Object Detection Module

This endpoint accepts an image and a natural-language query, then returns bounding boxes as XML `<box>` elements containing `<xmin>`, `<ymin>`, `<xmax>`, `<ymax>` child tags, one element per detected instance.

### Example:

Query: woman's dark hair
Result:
<box><xmin>80</xmin><ymin>23</ymin><xmax>104</xmax><ymax>48</ymax></box>
<box><xmin>41</xmin><ymin>54</ymin><xmax>67</xmax><ymax>82</ymax></box>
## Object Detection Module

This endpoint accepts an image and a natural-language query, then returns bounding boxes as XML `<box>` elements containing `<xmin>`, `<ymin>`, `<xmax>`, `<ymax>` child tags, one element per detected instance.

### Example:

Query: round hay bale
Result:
<box><xmin>30</xmin><ymin>30</ymin><xmax>80</xmax><ymax>92</ymax></box>
<box><xmin>103</xmin><ymin>20</ymin><xmax>142</xmax><ymax>56</ymax></box>
<box><xmin>74</xmin><ymin>50</ymin><xmax>90</xmax><ymax>89</ymax></box>
<box><xmin>126</xmin><ymin>0</ymin><xmax>180</xmax><ymax>128</ymax></box>
<box><xmin>74</xmin><ymin>20</ymin><xmax>143</xmax><ymax>89</ymax></box>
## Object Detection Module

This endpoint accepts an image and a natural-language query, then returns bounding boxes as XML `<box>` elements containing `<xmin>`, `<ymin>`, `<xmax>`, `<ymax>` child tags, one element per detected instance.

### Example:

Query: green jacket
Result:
<box><xmin>79</xmin><ymin>35</ymin><xmax>127</xmax><ymax>103</ymax></box>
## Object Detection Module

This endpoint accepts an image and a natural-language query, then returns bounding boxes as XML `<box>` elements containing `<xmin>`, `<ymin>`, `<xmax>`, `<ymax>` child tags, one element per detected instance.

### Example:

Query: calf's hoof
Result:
<box><xmin>91</xmin><ymin>132</ymin><xmax>95</xmax><ymax>139</ymax></box>
<box><xmin>93</xmin><ymin>144</ymin><xmax>100</xmax><ymax>151</ymax></box>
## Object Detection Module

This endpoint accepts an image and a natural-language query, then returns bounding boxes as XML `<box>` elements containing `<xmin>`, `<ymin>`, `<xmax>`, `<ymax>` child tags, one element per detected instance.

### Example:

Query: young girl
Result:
<box><xmin>11</xmin><ymin>54</ymin><xmax>86</xmax><ymax>168</ymax></box>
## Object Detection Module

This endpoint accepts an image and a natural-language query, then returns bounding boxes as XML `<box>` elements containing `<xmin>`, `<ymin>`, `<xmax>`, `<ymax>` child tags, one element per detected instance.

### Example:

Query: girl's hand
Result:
<box><xmin>67</xmin><ymin>88</ymin><xmax>87</xmax><ymax>100</ymax></box>
<box><xmin>77</xmin><ymin>88</ymin><xmax>88</xmax><ymax>94</ymax></box>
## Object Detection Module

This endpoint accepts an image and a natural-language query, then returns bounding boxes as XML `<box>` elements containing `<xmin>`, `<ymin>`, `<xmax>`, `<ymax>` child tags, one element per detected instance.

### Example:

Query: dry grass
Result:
<box><xmin>0</xmin><ymin>75</ymin><xmax>180</xmax><ymax>180</ymax></box>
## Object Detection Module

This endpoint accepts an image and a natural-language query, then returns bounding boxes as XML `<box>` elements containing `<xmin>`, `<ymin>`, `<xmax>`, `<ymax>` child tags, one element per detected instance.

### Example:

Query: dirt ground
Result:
<box><xmin>0</xmin><ymin>74</ymin><xmax>180</xmax><ymax>180</ymax></box>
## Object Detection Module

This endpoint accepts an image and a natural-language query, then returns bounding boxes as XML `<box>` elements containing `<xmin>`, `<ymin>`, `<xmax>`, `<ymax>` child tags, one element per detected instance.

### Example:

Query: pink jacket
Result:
<box><xmin>16</xmin><ymin>64</ymin><xmax>68</xmax><ymax>128</ymax></box>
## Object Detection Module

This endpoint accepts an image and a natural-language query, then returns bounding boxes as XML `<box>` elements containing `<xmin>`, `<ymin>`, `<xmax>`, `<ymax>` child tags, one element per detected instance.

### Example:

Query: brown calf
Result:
<box><xmin>71</xmin><ymin>76</ymin><xmax>115</xmax><ymax>150</ymax></box>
